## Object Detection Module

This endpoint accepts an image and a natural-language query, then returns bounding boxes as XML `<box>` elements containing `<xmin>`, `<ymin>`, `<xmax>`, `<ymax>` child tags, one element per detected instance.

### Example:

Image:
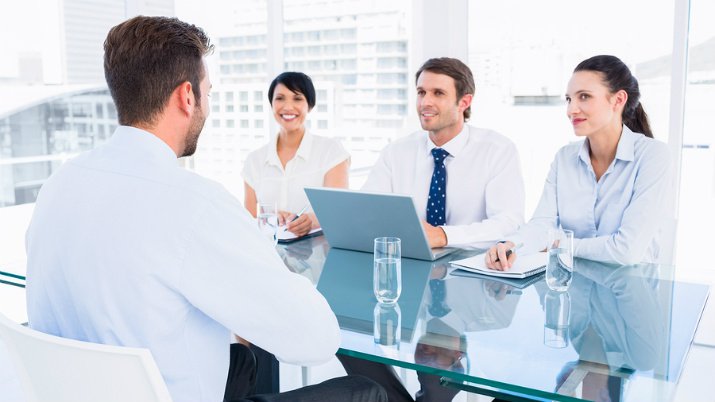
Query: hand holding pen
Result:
<box><xmin>279</xmin><ymin>205</ymin><xmax>312</xmax><ymax>237</ymax></box>
<box><xmin>485</xmin><ymin>241</ymin><xmax>523</xmax><ymax>271</ymax></box>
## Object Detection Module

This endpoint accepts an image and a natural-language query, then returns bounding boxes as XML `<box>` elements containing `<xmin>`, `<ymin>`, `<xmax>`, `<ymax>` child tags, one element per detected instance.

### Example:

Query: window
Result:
<box><xmin>468</xmin><ymin>0</ymin><xmax>674</xmax><ymax>218</ymax></box>
<box><xmin>677</xmin><ymin>0</ymin><xmax>715</xmax><ymax>277</ymax></box>
<box><xmin>376</xmin><ymin>73</ymin><xmax>406</xmax><ymax>84</ymax></box>
<box><xmin>377</xmin><ymin>104</ymin><xmax>406</xmax><ymax>115</ymax></box>
<box><xmin>377</xmin><ymin>57</ymin><xmax>406</xmax><ymax>69</ymax></box>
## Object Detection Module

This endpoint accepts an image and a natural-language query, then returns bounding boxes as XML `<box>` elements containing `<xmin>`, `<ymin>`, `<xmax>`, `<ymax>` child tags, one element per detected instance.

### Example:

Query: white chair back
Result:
<box><xmin>0</xmin><ymin>313</ymin><xmax>172</xmax><ymax>402</ymax></box>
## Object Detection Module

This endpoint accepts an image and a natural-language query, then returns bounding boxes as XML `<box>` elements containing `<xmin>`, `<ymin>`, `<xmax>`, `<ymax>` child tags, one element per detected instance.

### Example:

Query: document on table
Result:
<box><xmin>450</xmin><ymin>251</ymin><xmax>547</xmax><ymax>279</ymax></box>
<box><xmin>276</xmin><ymin>228</ymin><xmax>323</xmax><ymax>244</ymax></box>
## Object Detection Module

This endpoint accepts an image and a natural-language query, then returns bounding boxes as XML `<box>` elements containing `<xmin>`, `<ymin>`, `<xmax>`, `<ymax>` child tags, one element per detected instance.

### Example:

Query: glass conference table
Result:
<box><xmin>277</xmin><ymin>236</ymin><xmax>710</xmax><ymax>402</ymax></box>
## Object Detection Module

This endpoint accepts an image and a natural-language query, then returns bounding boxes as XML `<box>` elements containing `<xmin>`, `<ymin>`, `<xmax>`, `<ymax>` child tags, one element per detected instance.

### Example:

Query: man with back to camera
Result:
<box><xmin>362</xmin><ymin>57</ymin><xmax>525</xmax><ymax>250</ymax></box>
<box><xmin>24</xmin><ymin>16</ymin><xmax>385</xmax><ymax>402</ymax></box>
<box><xmin>341</xmin><ymin>58</ymin><xmax>526</xmax><ymax>401</ymax></box>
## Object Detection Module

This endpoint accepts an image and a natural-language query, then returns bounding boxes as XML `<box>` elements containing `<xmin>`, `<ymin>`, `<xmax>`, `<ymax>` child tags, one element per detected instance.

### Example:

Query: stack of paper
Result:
<box><xmin>450</xmin><ymin>252</ymin><xmax>547</xmax><ymax>279</ymax></box>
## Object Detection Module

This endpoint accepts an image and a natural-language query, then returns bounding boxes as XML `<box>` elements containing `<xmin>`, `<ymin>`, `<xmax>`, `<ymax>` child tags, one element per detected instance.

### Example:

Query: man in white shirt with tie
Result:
<box><xmin>343</xmin><ymin>57</ymin><xmax>525</xmax><ymax>402</ymax></box>
<box><xmin>25</xmin><ymin>16</ymin><xmax>385</xmax><ymax>402</ymax></box>
<box><xmin>363</xmin><ymin>57</ymin><xmax>525</xmax><ymax>249</ymax></box>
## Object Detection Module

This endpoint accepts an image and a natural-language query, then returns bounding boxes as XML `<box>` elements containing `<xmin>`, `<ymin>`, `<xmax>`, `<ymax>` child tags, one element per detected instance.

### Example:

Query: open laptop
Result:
<box><xmin>305</xmin><ymin>187</ymin><xmax>457</xmax><ymax>261</ymax></box>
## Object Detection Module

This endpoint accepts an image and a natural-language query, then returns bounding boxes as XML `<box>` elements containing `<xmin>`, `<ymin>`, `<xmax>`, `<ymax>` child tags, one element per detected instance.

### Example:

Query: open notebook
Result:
<box><xmin>450</xmin><ymin>251</ymin><xmax>547</xmax><ymax>279</ymax></box>
<box><xmin>276</xmin><ymin>228</ymin><xmax>323</xmax><ymax>244</ymax></box>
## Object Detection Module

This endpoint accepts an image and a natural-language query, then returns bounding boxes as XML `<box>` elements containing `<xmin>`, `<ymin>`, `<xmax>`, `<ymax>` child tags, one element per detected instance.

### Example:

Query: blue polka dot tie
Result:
<box><xmin>427</xmin><ymin>148</ymin><xmax>449</xmax><ymax>226</ymax></box>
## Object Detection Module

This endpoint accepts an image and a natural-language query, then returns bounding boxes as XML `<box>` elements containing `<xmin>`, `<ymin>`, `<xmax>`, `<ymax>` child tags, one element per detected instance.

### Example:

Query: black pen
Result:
<box><xmin>494</xmin><ymin>242</ymin><xmax>522</xmax><ymax>262</ymax></box>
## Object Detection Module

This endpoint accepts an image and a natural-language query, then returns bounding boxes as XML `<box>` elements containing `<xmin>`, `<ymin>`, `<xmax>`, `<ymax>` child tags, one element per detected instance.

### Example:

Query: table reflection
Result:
<box><xmin>552</xmin><ymin>259</ymin><xmax>666</xmax><ymax>400</ymax></box>
<box><xmin>279</xmin><ymin>238</ymin><xmax>709</xmax><ymax>402</ymax></box>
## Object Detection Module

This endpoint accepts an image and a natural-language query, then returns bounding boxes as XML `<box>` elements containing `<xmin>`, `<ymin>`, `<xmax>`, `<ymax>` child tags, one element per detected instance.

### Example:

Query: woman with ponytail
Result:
<box><xmin>486</xmin><ymin>55</ymin><xmax>671</xmax><ymax>268</ymax></box>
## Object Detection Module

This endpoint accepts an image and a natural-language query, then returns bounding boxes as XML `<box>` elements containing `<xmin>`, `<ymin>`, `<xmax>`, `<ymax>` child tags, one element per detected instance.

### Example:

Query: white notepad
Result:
<box><xmin>450</xmin><ymin>252</ymin><xmax>547</xmax><ymax>279</ymax></box>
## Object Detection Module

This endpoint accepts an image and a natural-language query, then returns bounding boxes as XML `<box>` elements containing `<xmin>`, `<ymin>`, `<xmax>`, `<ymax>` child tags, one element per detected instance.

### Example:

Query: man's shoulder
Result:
<box><xmin>465</xmin><ymin>125</ymin><xmax>515</xmax><ymax>148</ymax></box>
<box><xmin>384</xmin><ymin>130</ymin><xmax>426</xmax><ymax>150</ymax></box>
<box><xmin>77</xmin><ymin>144</ymin><xmax>235</xmax><ymax>207</ymax></box>
<box><xmin>171</xmin><ymin>167</ymin><xmax>237</xmax><ymax>204</ymax></box>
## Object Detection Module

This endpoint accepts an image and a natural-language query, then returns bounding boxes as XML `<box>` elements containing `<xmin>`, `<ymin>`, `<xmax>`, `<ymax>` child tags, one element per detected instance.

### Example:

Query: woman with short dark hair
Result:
<box><xmin>243</xmin><ymin>72</ymin><xmax>350</xmax><ymax>237</ymax></box>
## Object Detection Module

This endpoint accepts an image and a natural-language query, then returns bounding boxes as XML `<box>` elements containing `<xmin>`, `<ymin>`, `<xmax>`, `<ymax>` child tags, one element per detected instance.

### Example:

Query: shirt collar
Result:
<box><xmin>264</xmin><ymin>130</ymin><xmax>313</xmax><ymax>167</ymax></box>
<box><xmin>108</xmin><ymin>125</ymin><xmax>178</xmax><ymax>166</ymax></box>
<box><xmin>614</xmin><ymin>125</ymin><xmax>636</xmax><ymax>162</ymax></box>
<box><xmin>295</xmin><ymin>130</ymin><xmax>314</xmax><ymax>160</ymax></box>
<box><xmin>578</xmin><ymin>124</ymin><xmax>637</xmax><ymax>165</ymax></box>
<box><xmin>425</xmin><ymin>125</ymin><xmax>469</xmax><ymax>158</ymax></box>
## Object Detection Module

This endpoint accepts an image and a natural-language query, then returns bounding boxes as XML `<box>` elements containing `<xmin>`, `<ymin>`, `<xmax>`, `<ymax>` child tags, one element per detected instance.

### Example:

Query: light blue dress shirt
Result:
<box><xmin>25</xmin><ymin>126</ymin><xmax>340</xmax><ymax>402</ymax></box>
<box><xmin>508</xmin><ymin>126</ymin><xmax>671</xmax><ymax>265</ymax></box>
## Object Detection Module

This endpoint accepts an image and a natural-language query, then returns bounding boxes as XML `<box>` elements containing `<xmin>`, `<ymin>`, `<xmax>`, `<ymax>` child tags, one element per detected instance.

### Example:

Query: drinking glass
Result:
<box><xmin>373</xmin><ymin>237</ymin><xmax>401</xmax><ymax>304</ymax></box>
<box><xmin>546</xmin><ymin>228</ymin><xmax>574</xmax><ymax>291</ymax></box>
<box><xmin>544</xmin><ymin>290</ymin><xmax>571</xmax><ymax>348</ymax></box>
<box><xmin>374</xmin><ymin>302</ymin><xmax>401</xmax><ymax>349</ymax></box>
<box><xmin>257</xmin><ymin>202</ymin><xmax>279</xmax><ymax>246</ymax></box>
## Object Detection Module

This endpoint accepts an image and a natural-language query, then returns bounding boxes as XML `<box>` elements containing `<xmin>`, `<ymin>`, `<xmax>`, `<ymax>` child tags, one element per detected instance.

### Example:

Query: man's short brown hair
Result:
<box><xmin>104</xmin><ymin>16</ymin><xmax>213</xmax><ymax>126</ymax></box>
<box><xmin>415</xmin><ymin>58</ymin><xmax>475</xmax><ymax>121</ymax></box>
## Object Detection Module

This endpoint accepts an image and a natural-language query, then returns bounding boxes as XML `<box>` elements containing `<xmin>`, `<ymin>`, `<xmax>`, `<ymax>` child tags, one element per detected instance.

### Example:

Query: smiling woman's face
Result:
<box><xmin>271</xmin><ymin>83</ymin><xmax>310</xmax><ymax>132</ymax></box>
<box><xmin>565</xmin><ymin>71</ymin><xmax>625</xmax><ymax>138</ymax></box>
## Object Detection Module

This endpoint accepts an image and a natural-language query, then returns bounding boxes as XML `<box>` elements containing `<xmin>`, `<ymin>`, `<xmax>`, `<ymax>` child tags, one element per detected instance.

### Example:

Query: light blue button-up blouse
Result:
<box><xmin>508</xmin><ymin>125</ymin><xmax>671</xmax><ymax>265</ymax></box>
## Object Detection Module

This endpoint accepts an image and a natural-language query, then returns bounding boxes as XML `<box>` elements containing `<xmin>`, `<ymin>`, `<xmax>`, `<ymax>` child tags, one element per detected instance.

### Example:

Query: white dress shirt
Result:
<box><xmin>363</xmin><ymin>125</ymin><xmax>525</xmax><ymax>248</ymax></box>
<box><xmin>242</xmin><ymin>131</ymin><xmax>349</xmax><ymax>213</ymax></box>
<box><xmin>506</xmin><ymin>126</ymin><xmax>671</xmax><ymax>265</ymax></box>
<box><xmin>25</xmin><ymin>126</ymin><xmax>340</xmax><ymax>402</ymax></box>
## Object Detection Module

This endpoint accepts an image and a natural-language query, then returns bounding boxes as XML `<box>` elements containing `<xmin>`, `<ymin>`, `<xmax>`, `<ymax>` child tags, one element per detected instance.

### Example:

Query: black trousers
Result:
<box><xmin>224</xmin><ymin>344</ymin><xmax>387</xmax><ymax>402</ymax></box>
<box><xmin>337</xmin><ymin>354</ymin><xmax>460</xmax><ymax>402</ymax></box>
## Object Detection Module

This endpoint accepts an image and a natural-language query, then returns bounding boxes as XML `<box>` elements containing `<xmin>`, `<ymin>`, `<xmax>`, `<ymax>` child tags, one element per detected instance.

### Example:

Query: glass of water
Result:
<box><xmin>546</xmin><ymin>228</ymin><xmax>574</xmax><ymax>291</ymax></box>
<box><xmin>373</xmin><ymin>237</ymin><xmax>401</xmax><ymax>304</ymax></box>
<box><xmin>257</xmin><ymin>202</ymin><xmax>279</xmax><ymax>246</ymax></box>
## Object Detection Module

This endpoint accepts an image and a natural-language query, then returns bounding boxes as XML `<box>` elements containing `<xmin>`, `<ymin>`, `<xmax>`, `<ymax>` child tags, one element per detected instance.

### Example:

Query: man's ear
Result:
<box><xmin>175</xmin><ymin>81</ymin><xmax>195</xmax><ymax>116</ymax></box>
<box><xmin>458</xmin><ymin>93</ymin><xmax>473</xmax><ymax>113</ymax></box>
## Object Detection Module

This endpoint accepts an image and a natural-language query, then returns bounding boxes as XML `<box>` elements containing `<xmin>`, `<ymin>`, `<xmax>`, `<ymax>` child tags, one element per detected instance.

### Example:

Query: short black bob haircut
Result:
<box><xmin>267</xmin><ymin>72</ymin><xmax>316</xmax><ymax>110</ymax></box>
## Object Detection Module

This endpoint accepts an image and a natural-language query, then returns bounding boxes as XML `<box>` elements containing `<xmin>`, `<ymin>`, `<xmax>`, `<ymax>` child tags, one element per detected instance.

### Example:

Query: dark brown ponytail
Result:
<box><xmin>626</xmin><ymin>103</ymin><xmax>653</xmax><ymax>138</ymax></box>
<box><xmin>575</xmin><ymin>55</ymin><xmax>653</xmax><ymax>138</ymax></box>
